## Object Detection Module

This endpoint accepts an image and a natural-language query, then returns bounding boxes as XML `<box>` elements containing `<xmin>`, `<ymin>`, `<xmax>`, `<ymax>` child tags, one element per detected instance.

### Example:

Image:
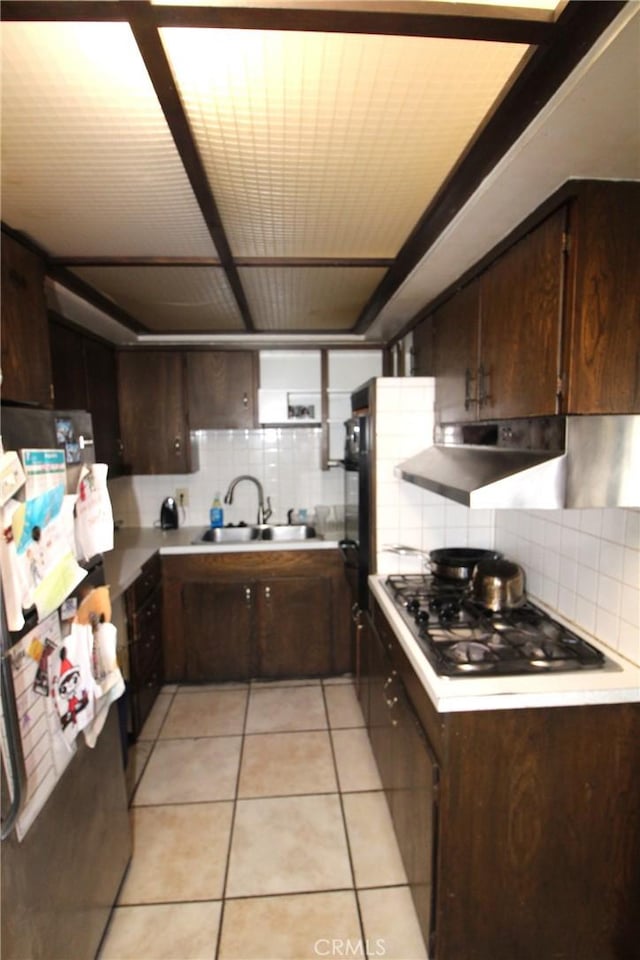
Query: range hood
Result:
<box><xmin>397</xmin><ymin>416</ymin><xmax>640</xmax><ymax>509</ymax></box>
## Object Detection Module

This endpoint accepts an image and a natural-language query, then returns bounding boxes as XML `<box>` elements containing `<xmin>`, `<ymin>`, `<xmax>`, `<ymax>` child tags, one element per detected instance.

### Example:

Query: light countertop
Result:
<box><xmin>369</xmin><ymin>575</ymin><xmax>640</xmax><ymax>714</ymax></box>
<box><xmin>104</xmin><ymin>526</ymin><xmax>341</xmax><ymax>600</ymax></box>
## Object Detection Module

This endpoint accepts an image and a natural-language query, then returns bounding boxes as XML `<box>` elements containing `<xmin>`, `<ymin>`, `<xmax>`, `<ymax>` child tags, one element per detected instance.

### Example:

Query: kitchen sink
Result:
<box><xmin>261</xmin><ymin>524</ymin><xmax>317</xmax><ymax>541</ymax></box>
<box><xmin>192</xmin><ymin>524</ymin><xmax>317</xmax><ymax>544</ymax></box>
<box><xmin>195</xmin><ymin>525</ymin><xmax>262</xmax><ymax>544</ymax></box>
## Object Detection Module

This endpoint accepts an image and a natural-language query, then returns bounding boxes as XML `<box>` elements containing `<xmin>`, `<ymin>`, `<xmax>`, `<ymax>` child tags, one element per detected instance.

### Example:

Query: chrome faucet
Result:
<box><xmin>223</xmin><ymin>475</ymin><xmax>272</xmax><ymax>525</ymax></box>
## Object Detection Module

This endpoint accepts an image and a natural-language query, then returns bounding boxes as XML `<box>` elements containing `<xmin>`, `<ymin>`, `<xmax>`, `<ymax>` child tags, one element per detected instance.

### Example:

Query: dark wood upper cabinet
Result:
<box><xmin>412</xmin><ymin>314</ymin><xmax>434</xmax><ymax>377</ymax></box>
<box><xmin>186</xmin><ymin>351</ymin><xmax>257</xmax><ymax>429</ymax></box>
<box><xmin>50</xmin><ymin>318</ymin><xmax>124</xmax><ymax>475</ymax></box>
<box><xmin>117</xmin><ymin>350</ymin><xmax>197</xmax><ymax>475</ymax></box>
<box><xmin>432</xmin><ymin>280</ymin><xmax>480</xmax><ymax>423</ymax></box>
<box><xmin>564</xmin><ymin>180</ymin><xmax>640</xmax><ymax>414</ymax></box>
<box><xmin>429</xmin><ymin>181</ymin><xmax>639</xmax><ymax>422</ymax></box>
<box><xmin>49</xmin><ymin>319</ymin><xmax>89</xmax><ymax>410</ymax></box>
<box><xmin>479</xmin><ymin>205</ymin><xmax>566</xmax><ymax>420</ymax></box>
<box><xmin>83</xmin><ymin>336</ymin><xmax>124</xmax><ymax>473</ymax></box>
<box><xmin>1</xmin><ymin>233</ymin><xmax>53</xmax><ymax>407</ymax></box>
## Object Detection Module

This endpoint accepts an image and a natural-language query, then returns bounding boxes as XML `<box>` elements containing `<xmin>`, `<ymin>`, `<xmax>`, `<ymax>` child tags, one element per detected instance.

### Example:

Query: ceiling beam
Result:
<box><xmin>1</xmin><ymin>2</ymin><xmax>554</xmax><ymax>44</ymax></box>
<box><xmin>52</xmin><ymin>256</ymin><xmax>395</xmax><ymax>268</ymax></box>
<box><xmin>128</xmin><ymin>6</ymin><xmax>256</xmax><ymax>333</ymax></box>
<box><xmin>353</xmin><ymin>0</ymin><xmax>628</xmax><ymax>335</ymax></box>
<box><xmin>1</xmin><ymin>222</ymin><xmax>148</xmax><ymax>334</ymax></box>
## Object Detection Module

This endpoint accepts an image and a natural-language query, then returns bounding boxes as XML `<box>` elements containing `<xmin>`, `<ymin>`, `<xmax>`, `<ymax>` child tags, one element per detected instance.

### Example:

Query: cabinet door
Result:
<box><xmin>182</xmin><ymin>581</ymin><xmax>252</xmax><ymax>682</ymax></box>
<box><xmin>366</xmin><ymin>618</ymin><xmax>396</xmax><ymax>794</ymax></box>
<box><xmin>50</xmin><ymin>320</ymin><xmax>89</xmax><ymax>409</ymax></box>
<box><xmin>479</xmin><ymin>207</ymin><xmax>566</xmax><ymax>419</ymax></box>
<box><xmin>118</xmin><ymin>351</ymin><xmax>193</xmax><ymax>474</ymax></box>
<box><xmin>390</xmin><ymin>687</ymin><xmax>439</xmax><ymax>951</ymax></box>
<box><xmin>1</xmin><ymin>234</ymin><xmax>53</xmax><ymax>407</ymax></box>
<box><xmin>128</xmin><ymin>584</ymin><xmax>164</xmax><ymax>739</ymax></box>
<box><xmin>256</xmin><ymin>576</ymin><xmax>332</xmax><ymax>678</ymax></box>
<box><xmin>566</xmin><ymin>182</ymin><xmax>640</xmax><ymax>413</ymax></box>
<box><xmin>412</xmin><ymin>316</ymin><xmax>434</xmax><ymax>377</ymax></box>
<box><xmin>187</xmin><ymin>351</ymin><xmax>257</xmax><ymax>429</ymax></box>
<box><xmin>51</xmin><ymin>322</ymin><xmax>124</xmax><ymax>475</ymax></box>
<box><xmin>84</xmin><ymin>336</ymin><xmax>124</xmax><ymax>475</ymax></box>
<box><xmin>433</xmin><ymin>281</ymin><xmax>480</xmax><ymax>422</ymax></box>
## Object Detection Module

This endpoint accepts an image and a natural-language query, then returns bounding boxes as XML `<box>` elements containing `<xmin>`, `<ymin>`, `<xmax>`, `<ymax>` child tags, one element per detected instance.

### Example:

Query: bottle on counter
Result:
<box><xmin>210</xmin><ymin>493</ymin><xmax>224</xmax><ymax>528</ymax></box>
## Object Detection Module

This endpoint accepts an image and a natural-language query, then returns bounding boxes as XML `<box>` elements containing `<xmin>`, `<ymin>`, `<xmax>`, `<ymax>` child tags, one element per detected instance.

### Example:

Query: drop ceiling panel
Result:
<box><xmin>161</xmin><ymin>28</ymin><xmax>528</xmax><ymax>258</ymax></box>
<box><xmin>71</xmin><ymin>266</ymin><xmax>245</xmax><ymax>332</ymax></box>
<box><xmin>239</xmin><ymin>266</ymin><xmax>386</xmax><ymax>330</ymax></box>
<box><xmin>1</xmin><ymin>22</ymin><xmax>218</xmax><ymax>259</ymax></box>
<box><xmin>370</xmin><ymin>5</ymin><xmax>640</xmax><ymax>341</ymax></box>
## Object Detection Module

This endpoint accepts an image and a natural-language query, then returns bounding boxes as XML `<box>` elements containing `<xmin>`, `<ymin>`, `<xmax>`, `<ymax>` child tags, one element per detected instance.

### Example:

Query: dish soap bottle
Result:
<box><xmin>210</xmin><ymin>493</ymin><xmax>224</xmax><ymax>528</ymax></box>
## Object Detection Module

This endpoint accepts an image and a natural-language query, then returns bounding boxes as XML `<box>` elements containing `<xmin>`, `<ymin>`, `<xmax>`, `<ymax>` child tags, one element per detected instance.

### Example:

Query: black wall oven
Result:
<box><xmin>341</xmin><ymin>383</ymin><xmax>373</xmax><ymax>611</ymax></box>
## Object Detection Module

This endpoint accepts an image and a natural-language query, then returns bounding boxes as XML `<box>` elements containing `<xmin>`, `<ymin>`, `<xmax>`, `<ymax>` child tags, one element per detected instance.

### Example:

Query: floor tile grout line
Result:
<box><xmin>214</xmin><ymin>677</ymin><xmax>253</xmax><ymax>960</ymax></box>
<box><xmin>117</xmin><ymin>678</ymin><xmax>386</xmax><ymax>958</ymax></box>
<box><xmin>127</xmin><ymin>686</ymin><xmax>179</xmax><ymax>806</ymax></box>
<box><xmin>321</xmin><ymin>682</ymin><xmax>370</xmax><ymax>951</ymax></box>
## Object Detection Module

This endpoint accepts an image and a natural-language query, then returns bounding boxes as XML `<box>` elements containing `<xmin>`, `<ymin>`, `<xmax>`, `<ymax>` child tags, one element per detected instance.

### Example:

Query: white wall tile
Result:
<box><xmin>495</xmin><ymin>506</ymin><xmax>640</xmax><ymax>667</ymax></box>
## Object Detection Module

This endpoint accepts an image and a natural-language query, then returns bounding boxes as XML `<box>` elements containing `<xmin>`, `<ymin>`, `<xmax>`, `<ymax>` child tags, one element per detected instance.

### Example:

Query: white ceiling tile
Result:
<box><xmin>240</xmin><ymin>265</ymin><xmax>386</xmax><ymax>330</ymax></box>
<box><xmin>1</xmin><ymin>22</ymin><xmax>218</xmax><ymax>259</ymax></box>
<box><xmin>71</xmin><ymin>266</ymin><xmax>244</xmax><ymax>332</ymax></box>
<box><xmin>161</xmin><ymin>28</ymin><xmax>527</xmax><ymax>258</ymax></box>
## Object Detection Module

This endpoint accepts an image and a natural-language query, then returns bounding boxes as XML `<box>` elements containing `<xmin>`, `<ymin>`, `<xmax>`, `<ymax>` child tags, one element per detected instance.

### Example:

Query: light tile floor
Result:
<box><xmin>100</xmin><ymin>679</ymin><xmax>428</xmax><ymax>960</ymax></box>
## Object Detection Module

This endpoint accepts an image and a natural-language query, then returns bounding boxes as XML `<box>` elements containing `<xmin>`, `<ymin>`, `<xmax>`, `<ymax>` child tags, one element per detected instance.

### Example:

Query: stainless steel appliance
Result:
<box><xmin>340</xmin><ymin>384</ymin><xmax>372</xmax><ymax>610</ymax></box>
<box><xmin>0</xmin><ymin>408</ymin><xmax>131</xmax><ymax>960</ymax></box>
<box><xmin>398</xmin><ymin>414</ymin><xmax>640</xmax><ymax>509</ymax></box>
<box><xmin>384</xmin><ymin>573</ymin><xmax>614</xmax><ymax>677</ymax></box>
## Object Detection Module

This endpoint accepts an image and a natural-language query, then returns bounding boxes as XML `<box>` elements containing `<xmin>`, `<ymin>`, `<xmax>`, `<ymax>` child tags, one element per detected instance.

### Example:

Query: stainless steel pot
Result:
<box><xmin>471</xmin><ymin>558</ymin><xmax>525</xmax><ymax>610</ymax></box>
<box><xmin>429</xmin><ymin>547</ymin><xmax>502</xmax><ymax>581</ymax></box>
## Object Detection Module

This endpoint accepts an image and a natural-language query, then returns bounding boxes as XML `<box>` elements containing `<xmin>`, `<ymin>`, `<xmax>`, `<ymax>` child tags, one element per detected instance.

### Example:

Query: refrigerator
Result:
<box><xmin>0</xmin><ymin>408</ymin><xmax>131</xmax><ymax>960</ymax></box>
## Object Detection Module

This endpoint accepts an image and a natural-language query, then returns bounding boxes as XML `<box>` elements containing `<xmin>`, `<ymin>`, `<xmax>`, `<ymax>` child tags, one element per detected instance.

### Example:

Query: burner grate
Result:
<box><xmin>384</xmin><ymin>574</ymin><xmax>606</xmax><ymax>677</ymax></box>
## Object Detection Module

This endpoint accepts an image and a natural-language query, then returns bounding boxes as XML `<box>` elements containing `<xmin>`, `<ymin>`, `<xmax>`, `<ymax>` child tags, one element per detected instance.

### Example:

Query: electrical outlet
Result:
<box><xmin>175</xmin><ymin>487</ymin><xmax>189</xmax><ymax>508</ymax></box>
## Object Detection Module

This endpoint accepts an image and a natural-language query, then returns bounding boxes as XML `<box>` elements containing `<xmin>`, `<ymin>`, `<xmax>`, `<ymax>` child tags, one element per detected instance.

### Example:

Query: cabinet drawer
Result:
<box><xmin>129</xmin><ymin>633</ymin><xmax>163</xmax><ymax>687</ymax></box>
<box><xmin>129</xmin><ymin>586</ymin><xmax>162</xmax><ymax>643</ymax></box>
<box><xmin>126</xmin><ymin>552</ymin><xmax>161</xmax><ymax>614</ymax></box>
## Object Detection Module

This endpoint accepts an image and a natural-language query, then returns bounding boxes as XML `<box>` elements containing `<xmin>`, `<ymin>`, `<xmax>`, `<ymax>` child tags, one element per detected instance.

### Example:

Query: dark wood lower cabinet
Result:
<box><xmin>182</xmin><ymin>581</ymin><xmax>252</xmax><ymax>682</ymax></box>
<box><xmin>364</xmin><ymin>613</ymin><xmax>438</xmax><ymax>955</ymax></box>
<box><xmin>256</xmin><ymin>576</ymin><xmax>332</xmax><ymax>677</ymax></box>
<box><xmin>125</xmin><ymin>553</ymin><xmax>164</xmax><ymax>740</ymax></box>
<box><xmin>163</xmin><ymin>550</ymin><xmax>351</xmax><ymax>683</ymax></box>
<box><xmin>362</xmin><ymin>595</ymin><xmax>640</xmax><ymax>960</ymax></box>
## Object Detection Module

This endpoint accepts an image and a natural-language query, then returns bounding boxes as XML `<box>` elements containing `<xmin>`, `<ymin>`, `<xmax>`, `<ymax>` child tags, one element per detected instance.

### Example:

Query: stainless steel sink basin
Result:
<box><xmin>261</xmin><ymin>524</ymin><xmax>317</xmax><ymax>541</ymax></box>
<box><xmin>193</xmin><ymin>524</ymin><xmax>317</xmax><ymax>544</ymax></box>
<box><xmin>195</xmin><ymin>526</ymin><xmax>262</xmax><ymax>544</ymax></box>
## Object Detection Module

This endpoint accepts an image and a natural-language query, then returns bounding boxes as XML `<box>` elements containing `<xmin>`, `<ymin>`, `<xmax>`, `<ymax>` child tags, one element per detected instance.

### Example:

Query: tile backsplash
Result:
<box><xmin>375</xmin><ymin>378</ymin><xmax>495</xmax><ymax>574</ymax></box>
<box><xmin>109</xmin><ymin>378</ymin><xmax>639</xmax><ymax>668</ymax></box>
<box><xmin>373</xmin><ymin>378</ymin><xmax>639</xmax><ymax>667</ymax></box>
<box><xmin>495</xmin><ymin>508</ymin><xmax>640</xmax><ymax>666</ymax></box>
<box><xmin>108</xmin><ymin>427</ymin><xmax>345</xmax><ymax>530</ymax></box>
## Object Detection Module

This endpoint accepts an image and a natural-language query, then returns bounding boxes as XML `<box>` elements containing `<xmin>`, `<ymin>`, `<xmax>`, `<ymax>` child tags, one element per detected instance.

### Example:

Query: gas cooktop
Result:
<box><xmin>384</xmin><ymin>574</ymin><xmax>609</xmax><ymax>678</ymax></box>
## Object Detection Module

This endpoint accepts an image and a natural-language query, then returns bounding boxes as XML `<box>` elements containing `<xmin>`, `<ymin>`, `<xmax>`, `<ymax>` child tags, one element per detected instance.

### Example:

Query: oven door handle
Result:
<box><xmin>338</xmin><ymin>539</ymin><xmax>359</xmax><ymax>568</ymax></box>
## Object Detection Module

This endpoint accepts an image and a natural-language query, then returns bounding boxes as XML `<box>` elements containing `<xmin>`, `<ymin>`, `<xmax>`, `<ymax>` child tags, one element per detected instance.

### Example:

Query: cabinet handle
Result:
<box><xmin>264</xmin><ymin>585</ymin><xmax>271</xmax><ymax>601</ymax></box>
<box><xmin>383</xmin><ymin>671</ymin><xmax>397</xmax><ymax>691</ymax></box>
<box><xmin>478</xmin><ymin>364</ymin><xmax>492</xmax><ymax>407</ymax></box>
<box><xmin>244</xmin><ymin>586</ymin><xmax>252</xmax><ymax>605</ymax></box>
<box><xmin>242</xmin><ymin>392</ymin><xmax>249</xmax><ymax>408</ymax></box>
<box><xmin>464</xmin><ymin>367</ymin><xmax>477</xmax><ymax>411</ymax></box>
<box><xmin>174</xmin><ymin>436</ymin><xmax>182</xmax><ymax>454</ymax></box>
